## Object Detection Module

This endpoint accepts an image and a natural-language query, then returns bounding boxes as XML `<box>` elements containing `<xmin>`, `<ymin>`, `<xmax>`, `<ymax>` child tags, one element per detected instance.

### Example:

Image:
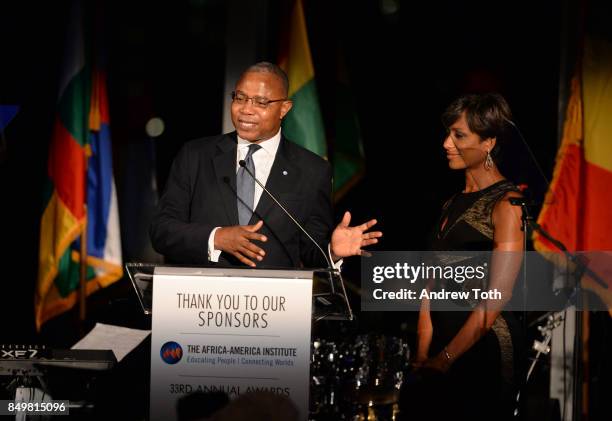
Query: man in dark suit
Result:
<box><xmin>150</xmin><ymin>62</ymin><xmax>381</xmax><ymax>268</ymax></box>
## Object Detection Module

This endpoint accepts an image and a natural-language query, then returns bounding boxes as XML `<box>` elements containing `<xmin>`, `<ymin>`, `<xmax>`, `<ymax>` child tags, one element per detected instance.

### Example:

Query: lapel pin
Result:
<box><xmin>282</xmin><ymin>170</ymin><xmax>288</xmax><ymax>176</ymax></box>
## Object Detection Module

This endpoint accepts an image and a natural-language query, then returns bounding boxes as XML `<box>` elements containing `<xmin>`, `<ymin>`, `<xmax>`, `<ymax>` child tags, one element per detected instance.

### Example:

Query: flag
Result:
<box><xmin>0</xmin><ymin>105</ymin><xmax>19</xmax><ymax>162</ymax></box>
<box><xmin>534</xmin><ymin>36</ymin><xmax>612</xmax><ymax>313</ymax></box>
<box><xmin>0</xmin><ymin>105</ymin><xmax>19</xmax><ymax>131</ymax></box>
<box><xmin>278</xmin><ymin>0</ymin><xmax>327</xmax><ymax>157</ymax></box>
<box><xmin>332</xmin><ymin>51</ymin><xmax>365</xmax><ymax>198</ymax></box>
<box><xmin>36</xmin><ymin>3</ymin><xmax>122</xmax><ymax>330</ymax></box>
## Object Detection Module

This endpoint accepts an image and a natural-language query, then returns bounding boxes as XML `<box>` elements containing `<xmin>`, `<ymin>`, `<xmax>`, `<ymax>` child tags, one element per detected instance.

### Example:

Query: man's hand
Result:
<box><xmin>214</xmin><ymin>220</ymin><xmax>267</xmax><ymax>267</ymax></box>
<box><xmin>330</xmin><ymin>211</ymin><xmax>382</xmax><ymax>260</ymax></box>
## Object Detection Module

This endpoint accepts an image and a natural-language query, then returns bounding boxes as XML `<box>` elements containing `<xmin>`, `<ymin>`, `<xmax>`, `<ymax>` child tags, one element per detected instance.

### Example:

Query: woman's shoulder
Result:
<box><xmin>487</xmin><ymin>179</ymin><xmax>520</xmax><ymax>196</ymax></box>
<box><xmin>491</xmin><ymin>188</ymin><xmax>523</xmax><ymax>228</ymax></box>
<box><xmin>480</xmin><ymin>180</ymin><xmax>521</xmax><ymax>208</ymax></box>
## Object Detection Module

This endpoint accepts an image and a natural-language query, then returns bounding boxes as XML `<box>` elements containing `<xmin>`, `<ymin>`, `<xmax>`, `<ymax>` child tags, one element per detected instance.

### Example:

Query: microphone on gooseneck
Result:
<box><xmin>238</xmin><ymin>159</ymin><xmax>333</xmax><ymax>270</ymax></box>
<box><xmin>239</xmin><ymin>160</ymin><xmax>355</xmax><ymax>321</ymax></box>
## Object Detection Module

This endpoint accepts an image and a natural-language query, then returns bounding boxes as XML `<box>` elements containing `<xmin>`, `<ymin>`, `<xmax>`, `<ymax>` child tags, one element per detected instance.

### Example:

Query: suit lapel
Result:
<box><xmin>250</xmin><ymin>137</ymin><xmax>300</xmax><ymax>224</ymax></box>
<box><xmin>212</xmin><ymin>133</ymin><xmax>239</xmax><ymax>226</ymax></box>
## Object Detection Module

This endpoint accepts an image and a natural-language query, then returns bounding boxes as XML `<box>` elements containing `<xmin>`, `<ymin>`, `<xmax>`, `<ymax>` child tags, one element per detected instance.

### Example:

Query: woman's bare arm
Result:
<box><xmin>422</xmin><ymin>192</ymin><xmax>524</xmax><ymax>371</ymax></box>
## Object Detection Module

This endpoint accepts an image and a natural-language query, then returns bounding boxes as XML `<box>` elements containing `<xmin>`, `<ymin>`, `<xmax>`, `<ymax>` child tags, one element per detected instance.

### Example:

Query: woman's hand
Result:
<box><xmin>410</xmin><ymin>354</ymin><xmax>428</xmax><ymax>371</ymax></box>
<box><xmin>421</xmin><ymin>351</ymin><xmax>452</xmax><ymax>373</ymax></box>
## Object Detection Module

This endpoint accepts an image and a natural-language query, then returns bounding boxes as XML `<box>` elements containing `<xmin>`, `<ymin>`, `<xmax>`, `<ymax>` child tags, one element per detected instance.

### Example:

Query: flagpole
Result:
<box><xmin>80</xmin><ymin>140</ymin><xmax>89</xmax><ymax>324</ymax></box>
<box><xmin>581</xmin><ymin>294</ymin><xmax>590</xmax><ymax>420</ymax></box>
<box><xmin>79</xmin><ymin>204</ymin><xmax>88</xmax><ymax>323</ymax></box>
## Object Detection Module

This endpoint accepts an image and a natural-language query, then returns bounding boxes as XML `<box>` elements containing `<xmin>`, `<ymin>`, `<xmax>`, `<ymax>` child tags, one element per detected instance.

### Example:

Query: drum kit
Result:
<box><xmin>309</xmin><ymin>334</ymin><xmax>410</xmax><ymax>420</ymax></box>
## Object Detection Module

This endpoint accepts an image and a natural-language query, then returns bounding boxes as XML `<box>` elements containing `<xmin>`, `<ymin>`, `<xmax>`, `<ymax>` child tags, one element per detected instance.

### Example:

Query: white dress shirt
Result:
<box><xmin>207</xmin><ymin>130</ymin><xmax>341</xmax><ymax>269</ymax></box>
<box><xmin>236</xmin><ymin>131</ymin><xmax>281</xmax><ymax>209</ymax></box>
<box><xmin>208</xmin><ymin>130</ymin><xmax>281</xmax><ymax>261</ymax></box>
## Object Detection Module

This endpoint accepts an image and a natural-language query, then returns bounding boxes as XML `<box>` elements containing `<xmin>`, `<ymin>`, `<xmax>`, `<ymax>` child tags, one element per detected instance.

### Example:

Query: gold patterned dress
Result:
<box><xmin>426</xmin><ymin>179</ymin><xmax>524</xmax><ymax>420</ymax></box>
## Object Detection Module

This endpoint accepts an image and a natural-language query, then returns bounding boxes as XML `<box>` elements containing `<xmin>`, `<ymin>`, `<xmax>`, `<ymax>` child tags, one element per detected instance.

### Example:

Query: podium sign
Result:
<box><xmin>149</xmin><ymin>267</ymin><xmax>314</xmax><ymax>420</ymax></box>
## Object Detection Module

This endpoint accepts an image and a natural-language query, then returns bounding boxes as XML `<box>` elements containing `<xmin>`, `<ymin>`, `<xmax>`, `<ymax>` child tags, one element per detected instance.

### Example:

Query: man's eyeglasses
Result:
<box><xmin>231</xmin><ymin>91</ymin><xmax>286</xmax><ymax>109</ymax></box>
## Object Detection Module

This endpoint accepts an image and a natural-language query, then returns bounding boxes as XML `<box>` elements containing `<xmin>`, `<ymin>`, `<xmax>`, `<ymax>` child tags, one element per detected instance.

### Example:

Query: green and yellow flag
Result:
<box><xmin>332</xmin><ymin>51</ymin><xmax>365</xmax><ymax>198</ymax></box>
<box><xmin>278</xmin><ymin>0</ymin><xmax>326</xmax><ymax>158</ymax></box>
<box><xmin>36</xmin><ymin>3</ymin><xmax>122</xmax><ymax>330</ymax></box>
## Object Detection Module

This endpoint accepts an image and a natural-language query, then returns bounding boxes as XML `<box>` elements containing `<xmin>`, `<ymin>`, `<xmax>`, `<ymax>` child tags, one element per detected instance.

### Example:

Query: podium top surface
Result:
<box><xmin>126</xmin><ymin>263</ymin><xmax>350</xmax><ymax>321</ymax></box>
<box><xmin>154</xmin><ymin>265</ymin><xmax>317</xmax><ymax>279</ymax></box>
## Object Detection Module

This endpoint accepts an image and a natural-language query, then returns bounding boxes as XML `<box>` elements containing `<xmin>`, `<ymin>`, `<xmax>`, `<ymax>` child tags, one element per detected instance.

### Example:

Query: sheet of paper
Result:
<box><xmin>72</xmin><ymin>323</ymin><xmax>150</xmax><ymax>362</ymax></box>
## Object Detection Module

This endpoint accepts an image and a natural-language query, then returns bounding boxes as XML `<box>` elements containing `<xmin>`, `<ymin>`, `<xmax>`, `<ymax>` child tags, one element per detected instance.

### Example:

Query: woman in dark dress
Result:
<box><xmin>411</xmin><ymin>93</ymin><xmax>525</xmax><ymax>420</ymax></box>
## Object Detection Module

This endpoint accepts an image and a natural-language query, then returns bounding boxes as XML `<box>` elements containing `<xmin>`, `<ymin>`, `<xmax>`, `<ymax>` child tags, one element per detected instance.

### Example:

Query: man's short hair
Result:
<box><xmin>243</xmin><ymin>62</ymin><xmax>289</xmax><ymax>97</ymax></box>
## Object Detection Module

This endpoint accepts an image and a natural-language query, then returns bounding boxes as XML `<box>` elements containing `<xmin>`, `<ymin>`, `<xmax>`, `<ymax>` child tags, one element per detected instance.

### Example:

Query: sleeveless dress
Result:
<box><xmin>425</xmin><ymin>179</ymin><xmax>524</xmax><ymax>420</ymax></box>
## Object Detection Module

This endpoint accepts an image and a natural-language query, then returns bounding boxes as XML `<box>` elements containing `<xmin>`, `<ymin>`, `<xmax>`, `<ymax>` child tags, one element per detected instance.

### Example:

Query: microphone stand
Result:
<box><xmin>503</xmin><ymin>119</ymin><xmax>608</xmax><ymax>419</ymax></box>
<box><xmin>509</xmin><ymin>197</ymin><xmax>608</xmax><ymax>419</ymax></box>
<box><xmin>508</xmin><ymin>194</ymin><xmax>531</xmax><ymax>418</ymax></box>
<box><xmin>238</xmin><ymin>160</ymin><xmax>354</xmax><ymax>322</ymax></box>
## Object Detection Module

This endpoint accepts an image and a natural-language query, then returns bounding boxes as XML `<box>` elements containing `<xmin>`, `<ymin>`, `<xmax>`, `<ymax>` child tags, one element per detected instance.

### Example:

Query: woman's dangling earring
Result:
<box><xmin>485</xmin><ymin>150</ymin><xmax>494</xmax><ymax>170</ymax></box>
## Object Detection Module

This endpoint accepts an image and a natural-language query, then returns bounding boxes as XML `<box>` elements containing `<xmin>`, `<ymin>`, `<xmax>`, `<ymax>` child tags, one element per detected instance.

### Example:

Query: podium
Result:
<box><xmin>126</xmin><ymin>263</ymin><xmax>353</xmax><ymax>421</ymax></box>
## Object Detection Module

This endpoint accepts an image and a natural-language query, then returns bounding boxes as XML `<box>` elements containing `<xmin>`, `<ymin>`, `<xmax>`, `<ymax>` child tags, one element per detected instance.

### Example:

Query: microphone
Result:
<box><xmin>239</xmin><ymin>160</ymin><xmax>355</xmax><ymax>321</ymax></box>
<box><xmin>238</xmin><ymin>159</ymin><xmax>333</xmax><ymax>270</ymax></box>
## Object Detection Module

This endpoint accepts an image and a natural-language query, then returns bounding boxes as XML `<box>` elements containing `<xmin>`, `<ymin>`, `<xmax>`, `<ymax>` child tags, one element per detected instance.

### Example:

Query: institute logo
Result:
<box><xmin>160</xmin><ymin>341</ymin><xmax>183</xmax><ymax>364</ymax></box>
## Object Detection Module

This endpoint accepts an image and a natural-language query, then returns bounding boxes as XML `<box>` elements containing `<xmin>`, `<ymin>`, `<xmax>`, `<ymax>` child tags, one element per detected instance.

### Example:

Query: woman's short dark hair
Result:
<box><xmin>442</xmin><ymin>93</ymin><xmax>512</xmax><ymax>159</ymax></box>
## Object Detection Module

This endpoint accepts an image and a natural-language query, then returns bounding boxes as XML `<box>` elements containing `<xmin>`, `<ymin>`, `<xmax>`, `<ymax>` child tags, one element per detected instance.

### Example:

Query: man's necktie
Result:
<box><xmin>236</xmin><ymin>143</ymin><xmax>261</xmax><ymax>225</ymax></box>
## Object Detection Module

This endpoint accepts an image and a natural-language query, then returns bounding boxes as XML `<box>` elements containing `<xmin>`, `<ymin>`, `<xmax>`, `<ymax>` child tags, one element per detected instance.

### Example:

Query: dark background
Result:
<box><xmin>0</xmin><ymin>0</ymin><xmax>561</xmax><ymax>328</ymax></box>
<box><xmin>1</xmin><ymin>0</ymin><xmax>611</xmax><ymax>419</ymax></box>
